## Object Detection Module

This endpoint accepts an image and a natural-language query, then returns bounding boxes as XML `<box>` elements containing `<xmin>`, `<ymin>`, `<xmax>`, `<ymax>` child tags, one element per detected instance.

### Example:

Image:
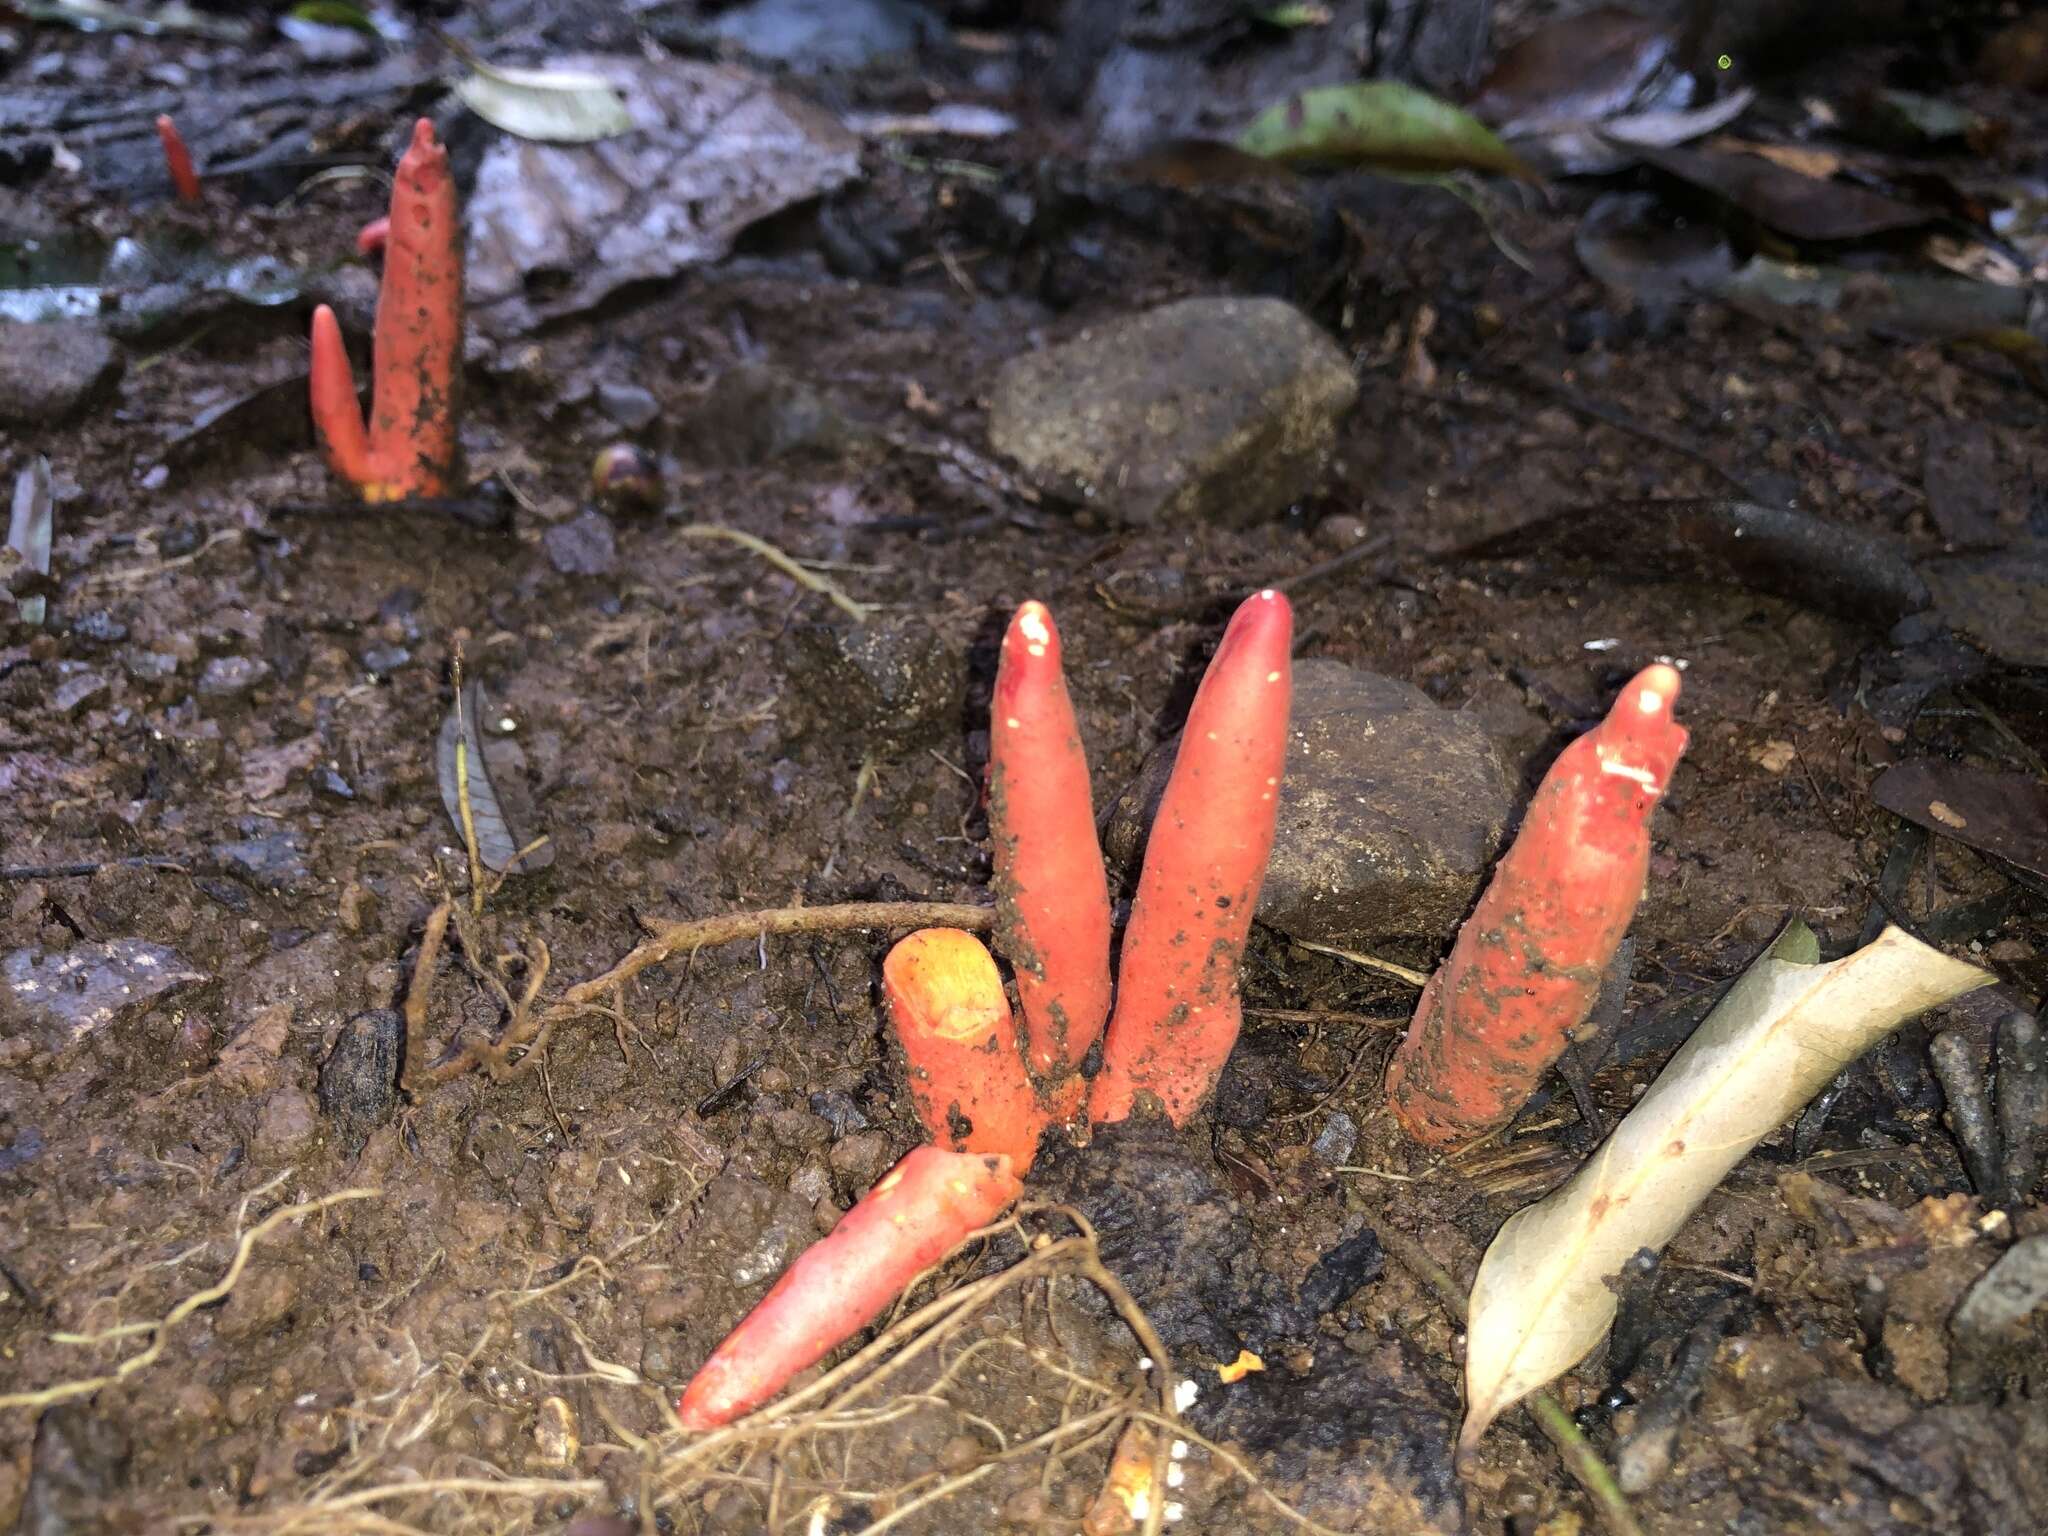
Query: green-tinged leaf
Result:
<box><xmin>1258</xmin><ymin>3</ymin><xmax>1331</xmax><ymax>27</ymax></box>
<box><xmin>287</xmin><ymin>0</ymin><xmax>378</xmax><ymax>34</ymax></box>
<box><xmin>436</xmin><ymin>680</ymin><xmax>553</xmax><ymax>874</ymax></box>
<box><xmin>457</xmin><ymin>60</ymin><xmax>634</xmax><ymax>144</ymax></box>
<box><xmin>7</xmin><ymin>456</ymin><xmax>53</xmax><ymax>628</ymax></box>
<box><xmin>1461</xmin><ymin>922</ymin><xmax>1992</xmax><ymax>1454</ymax></box>
<box><xmin>1238</xmin><ymin>80</ymin><xmax>1537</xmax><ymax>181</ymax></box>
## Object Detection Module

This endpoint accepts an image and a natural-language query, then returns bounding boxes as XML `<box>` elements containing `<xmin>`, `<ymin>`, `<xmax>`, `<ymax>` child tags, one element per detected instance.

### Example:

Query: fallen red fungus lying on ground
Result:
<box><xmin>309</xmin><ymin>118</ymin><xmax>462</xmax><ymax>502</ymax></box>
<box><xmin>885</xmin><ymin>927</ymin><xmax>1049</xmax><ymax>1172</ymax></box>
<box><xmin>1091</xmin><ymin>589</ymin><xmax>1294</xmax><ymax>1127</ymax></box>
<box><xmin>155</xmin><ymin>115</ymin><xmax>200</xmax><ymax>203</ymax></box>
<box><xmin>675</xmin><ymin>1146</ymin><xmax>1021</xmax><ymax>1430</ymax></box>
<box><xmin>989</xmin><ymin>600</ymin><xmax>1112</xmax><ymax>1116</ymax></box>
<box><xmin>1387</xmin><ymin>663</ymin><xmax>1689</xmax><ymax>1147</ymax></box>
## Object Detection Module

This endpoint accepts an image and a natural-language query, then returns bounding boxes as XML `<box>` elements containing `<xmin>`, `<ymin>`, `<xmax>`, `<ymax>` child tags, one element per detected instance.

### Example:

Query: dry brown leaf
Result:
<box><xmin>1461</xmin><ymin>921</ymin><xmax>1992</xmax><ymax>1452</ymax></box>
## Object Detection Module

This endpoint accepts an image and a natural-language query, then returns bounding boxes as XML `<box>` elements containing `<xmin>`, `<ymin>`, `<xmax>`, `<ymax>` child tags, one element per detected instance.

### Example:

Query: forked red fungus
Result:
<box><xmin>309</xmin><ymin>118</ymin><xmax>462</xmax><ymax>502</ymax></box>
<box><xmin>154</xmin><ymin>115</ymin><xmax>200</xmax><ymax>203</ymax></box>
<box><xmin>1090</xmin><ymin>589</ymin><xmax>1294</xmax><ymax>1126</ymax></box>
<box><xmin>355</xmin><ymin>215</ymin><xmax>390</xmax><ymax>256</ymax></box>
<box><xmin>1387</xmin><ymin>663</ymin><xmax>1690</xmax><ymax>1147</ymax></box>
<box><xmin>989</xmin><ymin>601</ymin><xmax>1112</xmax><ymax>1113</ymax></box>
<box><xmin>884</xmin><ymin>927</ymin><xmax>1049</xmax><ymax>1173</ymax></box>
<box><xmin>675</xmin><ymin>1147</ymin><xmax>1022</xmax><ymax>1430</ymax></box>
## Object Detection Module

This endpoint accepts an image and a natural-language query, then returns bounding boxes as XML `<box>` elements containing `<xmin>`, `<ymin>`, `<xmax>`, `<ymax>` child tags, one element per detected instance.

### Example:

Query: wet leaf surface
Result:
<box><xmin>463</xmin><ymin>55</ymin><xmax>861</xmax><ymax>335</ymax></box>
<box><xmin>1238</xmin><ymin>80</ymin><xmax>1536</xmax><ymax>180</ymax></box>
<box><xmin>1921</xmin><ymin>549</ymin><xmax>2048</xmax><ymax>667</ymax></box>
<box><xmin>457</xmin><ymin>59</ymin><xmax>634</xmax><ymax>144</ymax></box>
<box><xmin>1639</xmin><ymin>144</ymin><xmax>1938</xmax><ymax>241</ymax></box>
<box><xmin>436</xmin><ymin>679</ymin><xmax>552</xmax><ymax>874</ymax></box>
<box><xmin>1873</xmin><ymin>761</ymin><xmax>2048</xmax><ymax>882</ymax></box>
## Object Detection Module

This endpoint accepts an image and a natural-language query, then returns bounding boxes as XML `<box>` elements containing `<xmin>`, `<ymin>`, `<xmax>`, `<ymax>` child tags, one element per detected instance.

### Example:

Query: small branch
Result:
<box><xmin>677</xmin><ymin>523</ymin><xmax>872</xmax><ymax>622</ymax></box>
<box><xmin>566</xmin><ymin>901</ymin><xmax>994</xmax><ymax>1008</ymax></box>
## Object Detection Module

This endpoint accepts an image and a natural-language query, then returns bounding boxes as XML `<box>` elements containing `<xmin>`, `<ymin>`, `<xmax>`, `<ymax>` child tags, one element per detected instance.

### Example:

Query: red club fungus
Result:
<box><xmin>675</xmin><ymin>1146</ymin><xmax>1022</xmax><ymax>1430</ymax></box>
<box><xmin>355</xmin><ymin>214</ymin><xmax>390</xmax><ymax>256</ymax></box>
<box><xmin>309</xmin><ymin>118</ymin><xmax>462</xmax><ymax>502</ymax></box>
<box><xmin>989</xmin><ymin>600</ymin><xmax>1112</xmax><ymax>1113</ymax></box>
<box><xmin>1387</xmin><ymin>663</ymin><xmax>1690</xmax><ymax>1147</ymax></box>
<box><xmin>1090</xmin><ymin>589</ymin><xmax>1294</xmax><ymax>1127</ymax></box>
<box><xmin>155</xmin><ymin>115</ymin><xmax>200</xmax><ymax>203</ymax></box>
<box><xmin>885</xmin><ymin>927</ymin><xmax>1049</xmax><ymax>1173</ymax></box>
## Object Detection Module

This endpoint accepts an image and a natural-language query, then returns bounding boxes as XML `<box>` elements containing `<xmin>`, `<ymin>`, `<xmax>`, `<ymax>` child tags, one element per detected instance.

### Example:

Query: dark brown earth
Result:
<box><xmin>3</xmin><ymin>3</ymin><xmax>2047</xmax><ymax>1533</ymax></box>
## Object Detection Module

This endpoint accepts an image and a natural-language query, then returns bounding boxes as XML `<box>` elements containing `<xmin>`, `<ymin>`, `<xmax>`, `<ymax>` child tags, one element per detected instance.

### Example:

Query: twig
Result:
<box><xmin>1355</xmin><ymin>1207</ymin><xmax>1646</xmax><ymax>1536</ymax></box>
<box><xmin>677</xmin><ymin>523</ymin><xmax>871</xmax><ymax>622</ymax></box>
<box><xmin>1289</xmin><ymin>938</ymin><xmax>1430</xmax><ymax>988</ymax></box>
<box><xmin>0</xmin><ymin>1188</ymin><xmax>380</xmax><ymax>1412</ymax></box>
<box><xmin>0</xmin><ymin>855</ymin><xmax>189</xmax><ymax>881</ymax></box>
<box><xmin>567</xmin><ymin>901</ymin><xmax>995</xmax><ymax>1008</ymax></box>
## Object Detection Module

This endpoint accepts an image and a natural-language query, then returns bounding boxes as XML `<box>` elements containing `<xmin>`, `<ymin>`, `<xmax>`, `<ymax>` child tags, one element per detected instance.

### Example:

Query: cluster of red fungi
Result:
<box><xmin>153</xmin><ymin>115</ymin><xmax>1691</xmax><ymax>1430</ymax></box>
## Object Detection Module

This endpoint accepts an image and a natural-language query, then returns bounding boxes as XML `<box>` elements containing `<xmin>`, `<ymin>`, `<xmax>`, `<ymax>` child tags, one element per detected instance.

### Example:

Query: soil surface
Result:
<box><xmin>3</xmin><ymin>3</ymin><xmax>2046</xmax><ymax>1534</ymax></box>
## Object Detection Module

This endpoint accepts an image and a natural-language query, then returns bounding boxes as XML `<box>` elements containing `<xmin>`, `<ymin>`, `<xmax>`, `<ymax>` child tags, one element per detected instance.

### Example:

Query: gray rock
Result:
<box><xmin>686</xmin><ymin>363</ymin><xmax>852</xmax><ymax>467</ymax></box>
<box><xmin>50</xmin><ymin>669</ymin><xmax>108</xmax><ymax>716</ymax></box>
<box><xmin>212</xmin><ymin>831</ymin><xmax>311</xmax><ymax>892</ymax></box>
<box><xmin>197</xmin><ymin>654</ymin><xmax>269</xmax><ymax>699</ymax></box>
<box><xmin>2</xmin><ymin>940</ymin><xmax>207</xmax><ymax>1048</ymax></box>
<box><xmin>595</xmin><ymin>380</ymin><xmax>660</xmax><ymax>431</ymax></box>
<box><xmin>988</xmin><ymin>297</ymin><xmax>1357</xmax><ymax>528</ymax></box>
<box><xmin>1311</xmin><ymin>1111</ymin><xmax>1360</xmax><ymax>1166</ymax></box>
<box><xmin>1106</xmin><ymin>660</ymin><xmax>1510</xmax><ymax>947</ymax></box>
<box><xmin>0</xmin><ymin>320</ymin><xmax>123</xmax><ymax>425</ymax></box>
<box><xmin>789</xmin><ymin>614</ymin><xmax>965</xmax><ymax>748</ymax></box>
<box><xmin>543</xmin><ymin>510</ymin><xmax>619</xmax><ymax>577</ymax></box>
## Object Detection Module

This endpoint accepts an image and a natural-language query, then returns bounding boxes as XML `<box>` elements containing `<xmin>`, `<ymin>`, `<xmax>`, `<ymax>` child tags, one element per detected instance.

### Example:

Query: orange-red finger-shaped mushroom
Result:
<box><xmin>885</xmin><ymin>927</ymin><xmax>1049</xmax><ymax>1173</ymax></box>
<box><xmin>1386</xmin><ymin>663</ymin><xmax>1690</xmax><ymax>1148</ymax></box>
<box><xmin>989</xmin><ymin>601</ymin><xmax>1113</xmax><ymax>1114</ymax></box>
<box><xmin>155</xmin><ymin>115</ymin><xmax>200</xmax><ymax>202</ymax></box>
<box><xmin>675</xmin><ymin>1147</ymin><xmax>1022</xmax><ymax>1430</ymax></box>
<box><xmin>1090</xmin><ymin>589</ymin><xmax>1294</xmax><ymax>1127</ymax></box>
<box><xmin>309</xmin><ymin>118</ymin><xmax>462</xmax><ymax>502</ymax></box>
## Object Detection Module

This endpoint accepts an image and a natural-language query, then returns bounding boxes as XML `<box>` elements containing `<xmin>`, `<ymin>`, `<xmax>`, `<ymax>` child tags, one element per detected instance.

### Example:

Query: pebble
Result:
<box><xmin>988</xmin><ymin>296</ymin><xmax>1357</xmax><ymax>528</ymax></box>
<box><xmin>252</xmin><ymin>1087</ymin><xmax>321</xmax><ymax>1160</ymax></box>
<box><xmin>827</xmin><ymin>1131</ymin><xmax>892</xmax><ymax>1191</ymax></box>
<box><xmin>543</xmin><ymin>510</ymin><xmax>620</xmax><ymax>577</ymax></box>
<box><xmin>197</xmin><ymin>654</ymin><xmax>269</xmax><ymax>699</ymax></box>
<box><xmin>596</xmin><ymin>380</ymin><xmax>660</xmax><ymax>430</ymax></box>
<box><xmin>1311</xmin><ymin>1111</ymin><xmax>1359</xmax><ymax>1166</ymax></box>
<box><xmin>0</xmin><ymin>320</ymin><xmax>123</xmax><ymax>424</ymax></box>
<box><xmin>50</xmin><ymin>669</ymin><xmax>108</xmax><ymax>716</ymax></box>
<box><xmin>1104</xmin><ymin>660</ymin><xmax>1511</xmax><ymax>947</ymax></box>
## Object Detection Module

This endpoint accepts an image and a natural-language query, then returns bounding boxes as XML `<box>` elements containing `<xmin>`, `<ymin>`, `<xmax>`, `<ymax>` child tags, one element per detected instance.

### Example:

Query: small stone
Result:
<box><xmin>808</xmin><ymin>1089</ymin><xmax>868</xmax><ymax>1135</ymax></box>
<box><xmin>686</xmin><ymin>363</ymin><xmax>853</xmax><ymax>467</ymax></box>
<box><xmin>788</xmin><ymin>1160</ymin><xmax>832</xmax><ymax>1205</ymax></box>
<box><xmin>121</xmin><ymin>649</ymin><xmax>179</xmax><ymax>682</ymax></box>
<box><xmin>0</xmin><ymin>320</ymin><xmax>123</xmax><ymax>425</ymax></box>
<box><xmin>768</xmin><ymin>1108</ymin><xmax>830</xmax><ymax>1149</ymax></box>
<box><xmin>827</xmin><ymin>1131</ymin><xmax>892</xmax><ymax>1191</ymax></box>
<box><xmin>218</xmin><ymin>1265</ymin><xmax>299</xmax><ymax>1340</ymax></box>
<box><xmin>544</xmin><ymin>510</ymin><xmax>619</xmax><ymax>577</ymax></box>
<box><xmin>1311</xmin><ymin>1111</ymin><xmax>1359</xmax><ymax>1165</ymax></box>
<box><xmin>211</xmin><ymin>831</ymin><xmax>311</xmax><ymax>893</ymax></box>
<box><xmin>789</xmin><ymin>614</ymin><xmax>965</xmax><ymax>748</ymax></box>
<box><xmin>50</xmin><ymin>669</ymin><xmax>108</xmax><ymax>716</ymax></box>
<box><xmin>310</xmin><ymin>766</ymin><xmax>355</xmax><ymax>800</ymax></box>
<box><xmin>66</xmin><ymin>610</ymin><xmax>126</xmax><ymax>646</ymax></box>
<box><xmin>197</xmin><ymin>654</ymin><xmax>269</xmax><ymax>699</ymax></box>
<box><xmin>988</xmin><ymin>297</ymin><xmax>1357</xmax><ymax>528</ymax></box>
<box><xmin>643</xmin><ymin>1293</ymin><xmax>692</xmax><ymax>1331</ymax></box>
<box><xmin>596</xmin><ymin>380</ymin><xmax>660</xmax><ymax>430</ymax></box>
<box><xmin>253</xmin><ymin>1087</ymin><xmax>321</xmax><ymax>1160</ymax></box>
<box><xmin>1318</xmin><ymin>513</ymin><xmax>1371</xmax><ymax>550</ymax></box>
<box><xmin>359</xmin><ymin>644</ymin><xmax>411</xmax><ymax>677</ymax></box>
<box><xmin>318</xmin><ymin>1009</ymin><xmax>403</xmax><ymax>1155</ymax></box>
<box><xmin>1104</xmin><ymin>660</ymin><xmax>1511</xmax><ymax>946</ymax></box>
